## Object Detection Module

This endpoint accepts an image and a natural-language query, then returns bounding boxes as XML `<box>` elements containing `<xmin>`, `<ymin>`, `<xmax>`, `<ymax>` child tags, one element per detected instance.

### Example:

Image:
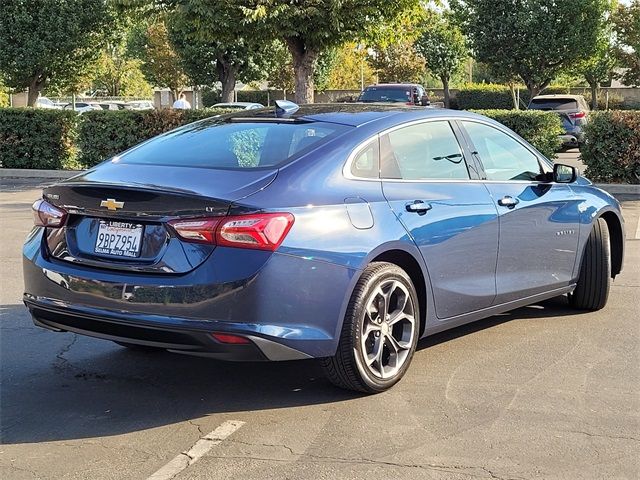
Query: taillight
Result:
<box><xmin>168</xmin><ymin>218</ymin><xmax>220</xmax><ymax>244</ymax></box>
<box><xmin>168</xmin><ymin>213</ymin><xmax>294</xmax><ymax>251</ymax></box>
<box><xmin>32</xmin><ymin>199</ymin><xmax>67</xmax><ymax>227</ymax></box>
<box><xmin>217</xmin><ymin>213</ymin><xmax>294</xmax><ymax>251</ymax></box>
<box><xmin>569</xmin><ymin>111</ymin><xmax>586</xmax><ymax>119</ymax></box>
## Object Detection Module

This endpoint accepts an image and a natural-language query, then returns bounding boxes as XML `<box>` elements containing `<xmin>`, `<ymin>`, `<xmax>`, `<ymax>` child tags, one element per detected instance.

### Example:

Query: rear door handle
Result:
<box><xmin>405</xmin><ymin>200</ymin><xmax>432</xmax><ymax>215</ymax></box>
<box><xmin>498</xmin><ymin>196</ymin><xmax>519</xmax><ymax>208</ymax></box>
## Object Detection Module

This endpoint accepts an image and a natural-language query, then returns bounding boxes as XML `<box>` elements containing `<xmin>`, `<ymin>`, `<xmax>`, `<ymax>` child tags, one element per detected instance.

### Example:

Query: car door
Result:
<box><xmin>458</xmin><ymin>120</ymin><xmax>581</xmax><ymax>304</ymax></box>
<box><xmin>380</xmin><ymin>120</ymin><xmax>499</xmax><ymax>319</ymax></box>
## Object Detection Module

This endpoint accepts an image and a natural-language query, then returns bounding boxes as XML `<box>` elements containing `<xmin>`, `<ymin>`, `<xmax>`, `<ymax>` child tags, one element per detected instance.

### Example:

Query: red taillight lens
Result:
<box><xmin>32</xmin><ymin>199</ymin><xmax>67</xmax><ymax>227</ymax></box>
<box><xmin>569</xmin><ymin>111</ymin><xmax>586</xmax><ymax>119</ymax></box>
<box><xmin>211</xmin><ymin>333</ymin><xmax>251</xmax><ymax>344</ymax></box>
<box><xmin>217</xmin><ymin>213</ymin><xmax>294</xmax><ymax>251</ymax></box>
<box><xmin>168</xmin><ymin>218</ymin><xmax>220</xmax><ymax>244</ymax></box>
<box><xmin>168</xmin><ymin>213</ymin><xmax>294</xmax><ymax>251</ymax></box>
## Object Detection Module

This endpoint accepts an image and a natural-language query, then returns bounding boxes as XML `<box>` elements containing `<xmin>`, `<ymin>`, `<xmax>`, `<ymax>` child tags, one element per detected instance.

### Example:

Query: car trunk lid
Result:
<box><xmin>42</xmin><ymin>164</ymin><xmax>277</xmax><ymax>274</ymax></box>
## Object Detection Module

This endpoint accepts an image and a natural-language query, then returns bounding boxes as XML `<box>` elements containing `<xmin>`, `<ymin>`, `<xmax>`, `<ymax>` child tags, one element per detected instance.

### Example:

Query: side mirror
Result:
<box><xmin>553</xmin><ymin>163</ymin><xmax>577</xmax><ymax>183</ymax></box>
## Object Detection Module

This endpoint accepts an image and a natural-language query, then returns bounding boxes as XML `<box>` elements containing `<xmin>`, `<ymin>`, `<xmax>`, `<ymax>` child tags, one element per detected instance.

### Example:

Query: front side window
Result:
<box><xmin>462</xmin><ymin>121</ymin><xmax>541</xmax><ymax>181</ymax></box>
<box><xmin>381</xmin><ymin>121</ymin><xmax>469</xmax><ymax>180</ymax></box>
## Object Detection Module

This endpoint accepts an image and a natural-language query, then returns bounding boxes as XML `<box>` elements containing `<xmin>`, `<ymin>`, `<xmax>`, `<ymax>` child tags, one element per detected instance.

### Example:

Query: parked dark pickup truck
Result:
<box><xmin>357</xmin><ymin>83</ymin><xmax>430</xmax><ymax>106</ymax></box>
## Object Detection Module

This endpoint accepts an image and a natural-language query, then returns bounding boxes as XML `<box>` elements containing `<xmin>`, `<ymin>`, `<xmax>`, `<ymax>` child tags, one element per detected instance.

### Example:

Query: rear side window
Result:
<box><xmin>119</xmin><ymin>120</ymin><xmax>348</xmax><ymax>169</ymax></box>
<box><xmin>529</xmin><ymin>98</ymin><xmax>578</xmax><ymax>110</ymax></box>
<box><xmin>350</xmin><ymin>139</ymin><xmax>379</xmax><ymax>178</ymax></box>
<box><xmin>462</xmin><ymin>121</ymin><xmax>541</xmax><ymax>181</ymax></box>
<box><xmin>381</xmin><ymin>121</ymin><xmax>469</xmax><ymax>180</ymax></box>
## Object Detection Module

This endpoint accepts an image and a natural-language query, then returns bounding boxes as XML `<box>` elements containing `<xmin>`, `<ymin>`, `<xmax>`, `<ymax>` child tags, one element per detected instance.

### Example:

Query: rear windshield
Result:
<box><xmin>119</xmin><ymin>120</ymin><xmax>349</xmax><ymax>169</ymax></box>
<box><xmin>359</xmin><ymin>87</ymin><xmax>412</xmax><ymax>103</ymax></box>
<box><xmin>529</xmin><ymin>98</ymin><xmax>578</xmax><ymax>110</ymax></box>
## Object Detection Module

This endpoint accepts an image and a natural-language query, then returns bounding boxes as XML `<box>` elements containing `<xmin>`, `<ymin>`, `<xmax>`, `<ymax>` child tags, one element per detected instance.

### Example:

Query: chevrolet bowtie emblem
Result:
<box><xmin>100</xmin><ymin>198</ymin><xmax>124</xmax><ymax>211</ymax></box>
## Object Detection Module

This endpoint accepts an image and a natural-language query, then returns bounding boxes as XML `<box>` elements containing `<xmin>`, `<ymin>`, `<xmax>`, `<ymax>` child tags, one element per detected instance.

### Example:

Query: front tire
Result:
<box><xmin>568</xmin><ymin>217</ymin><xmax>611</xmax><ymax>310</ymax></box>
<box><xmin>320</xmin><ymin>262</ymin><xmax>420</xmax><ymax>393</ymax></box>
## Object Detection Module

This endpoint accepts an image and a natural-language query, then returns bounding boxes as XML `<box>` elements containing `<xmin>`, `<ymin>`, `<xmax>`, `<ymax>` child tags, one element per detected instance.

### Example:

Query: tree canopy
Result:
<box><xmin>614</xmin><ymin>0</ymin><xmax>640</xmax><ymax>86</ymax></box>
<box><xmin>0</xmin><ymin>0</ymin><xmax>110</xmax><ymax>105</ymax></box>
<box><xmin>452</xmin><ymin>0</ymin><xmax>609</xmax><ymax>97</ymax></box>
<box><xmin>415</xmin><ymin>13</ymin><xmax>468</xmax><ymax>107</ymax></box>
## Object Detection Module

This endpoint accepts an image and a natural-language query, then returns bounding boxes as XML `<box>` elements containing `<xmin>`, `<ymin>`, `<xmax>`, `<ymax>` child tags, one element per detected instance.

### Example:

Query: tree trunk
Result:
<box><xmin>590</xmin><ymin>82</ymin><xmax>598</xmax><ymax>110</ymax></box>
<box><xmin>508</xmin><ymin>83</ymin><xmax>516</xmax><ymax>109</ymax></box>
<box><xmin>27</xmin><ymin>76</ymin><xmax>45</xmax><ymax>107</ymax></box>
<box><xmin>441</xmin><ymin>76</ymin><xmax>450</xmax><ymax>109</ymax></box>
<box><xmin>217</xmin><ymin>56</ymin><xmax>237</xmax><ymax>104</ymax></box>
<box><xmin>285</xmin><ymin>37</ymin><xmax>318</xmax><ymax>104</ymax></box>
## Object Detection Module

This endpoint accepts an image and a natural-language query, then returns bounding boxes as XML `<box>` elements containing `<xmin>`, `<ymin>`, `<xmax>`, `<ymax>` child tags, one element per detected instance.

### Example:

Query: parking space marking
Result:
<box><xmin>147</xmin><ymin>420</ymin><xmax>245</xmax><ymax>480</ymax></box>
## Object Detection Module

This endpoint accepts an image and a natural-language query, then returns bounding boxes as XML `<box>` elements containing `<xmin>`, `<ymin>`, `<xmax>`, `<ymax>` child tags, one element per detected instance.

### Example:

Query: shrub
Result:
<box><xmin>77</xmin><ymin>108</ymin><xmax>234</xmax><ymax>167</ymax></box>
<box><xmin>456</xmin><ymin>84</ymin><xmax>530</xmax><ymax>110</ymax></box>
<box><xmin>472</xmin><ymin>109</ymin><xmax>563</xmax><ymax>159</ymax></box>
<box><xmin>581</xmin><ymin>110</ymin><xmax>640</xmax><ymax>184</ymax></box>
<box><xmin>0</xmin><ymin>108</ymin><xmax>77</xmax><ymax>169</ymax></box>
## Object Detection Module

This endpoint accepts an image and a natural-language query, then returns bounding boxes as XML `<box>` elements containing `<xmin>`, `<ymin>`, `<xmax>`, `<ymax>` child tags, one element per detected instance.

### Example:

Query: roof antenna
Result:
<box><xmin>275</xmin><ymin>100</ymin><xmax>300</xmax><ymax>117</ymax></box>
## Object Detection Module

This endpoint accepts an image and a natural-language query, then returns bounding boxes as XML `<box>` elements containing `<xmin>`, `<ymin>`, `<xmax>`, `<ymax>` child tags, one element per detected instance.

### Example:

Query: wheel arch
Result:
<box><xmin>369</xmin><ymin>249</ymin><xmax>429</xmax><ymax>337</ymax></box>
<box><xmin>599</xmin><ymin>210</ymin><xmax>624</xmax><ymax>277</ymax></box>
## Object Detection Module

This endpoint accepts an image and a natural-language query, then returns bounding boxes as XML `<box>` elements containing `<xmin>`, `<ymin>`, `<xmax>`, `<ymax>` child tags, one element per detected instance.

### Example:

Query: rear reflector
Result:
<box><xmin>211</xmin><ymin>333</ymin><xmax>251</xmax><ymax>344</ymax></box>
<box><xmin>169</xmin><ymin>212</ymin><xmax>294</xmax><ymax>251</ymax></box>
<box><xmin>32</xmin><ymin>199</ymin><xmax>67</xmax><ymax>227</ymax></box>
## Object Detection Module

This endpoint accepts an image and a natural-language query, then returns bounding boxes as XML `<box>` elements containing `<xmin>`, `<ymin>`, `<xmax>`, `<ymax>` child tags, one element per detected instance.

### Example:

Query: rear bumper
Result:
<box><xmin>22</xmin><ymin>228</ymin><xmax>357</xmax><ymax>360</ymax></box>
<box><xmin>25</xmin><ymin>299</ymin><xmax>308</xmax><ymax>361</ymax></box>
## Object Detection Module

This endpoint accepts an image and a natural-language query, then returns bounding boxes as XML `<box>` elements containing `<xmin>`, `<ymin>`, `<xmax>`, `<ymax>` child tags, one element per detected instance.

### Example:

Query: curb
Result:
<box><xmin>594</xmin><ymin>184</ymin><xmax>640</xmax><ymax>195</ymax></box>
<box><xmin>0</xmin><ymin>168</ymin><xmax>83</xmax><ymax>179</ymax></box>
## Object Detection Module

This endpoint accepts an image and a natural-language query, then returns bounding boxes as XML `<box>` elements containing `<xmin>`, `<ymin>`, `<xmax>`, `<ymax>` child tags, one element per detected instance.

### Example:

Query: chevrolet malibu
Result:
<box><xmin>23</xmin><ymin>103</ymin><xmax>625</xmax><ymax>393</ymax></box>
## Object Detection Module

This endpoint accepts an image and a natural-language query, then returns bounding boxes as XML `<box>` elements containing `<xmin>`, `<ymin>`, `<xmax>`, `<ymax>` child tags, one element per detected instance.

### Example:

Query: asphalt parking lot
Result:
<box><xmin>1</xmin><ymin>179</ymin><xmax>639</xmax><ymax>480</ymax></box>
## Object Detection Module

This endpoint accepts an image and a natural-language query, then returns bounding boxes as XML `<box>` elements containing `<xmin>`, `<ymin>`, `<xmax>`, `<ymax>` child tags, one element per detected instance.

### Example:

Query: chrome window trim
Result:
<box><xmin>343</xmin><ymin>116</ymin><xmax>552</xmax><ymax>184</ymax></box>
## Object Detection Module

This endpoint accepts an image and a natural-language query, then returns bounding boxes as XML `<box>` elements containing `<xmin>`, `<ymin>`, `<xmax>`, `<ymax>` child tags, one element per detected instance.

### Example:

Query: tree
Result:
<box><xmin>368</xmin><ymin>42</ymin><xmax>427</xmax><ymax>84</ymax></box>
<box><xmin>613</xmin><ymin>1</ymin><xmax>640</xmax><ymax>86</ymax></box>
<box><xmin>0</xmin><ymin>0</ymin><xmax>110</xmax><ymax>106</ymax></box>
<box><xmin>167</xmin><ymin>14</ymin><xmax>274</xmax><ymax>103</ymax></box>
<box><xmin>415</xmin><ymin>14</ymin><xmax>468</xmax><ymax>108</ymax></box>
<box><xmin>136</xmin><ymin>21</ymin><xmax>189</xmax><ymax>101</ymax></box>
<box><xmin>239</xmin><ymin>0</ymin><xmax>419</xmax><ymax>103</ymax></box>
<box><xmin>326</xmin><ymin>43</ymin><xmax>377</xmax><ymax>90</ymax></box>
<box><xmin>452</xmin><ymin>0</ymin><xmax>609</xmax><ymax>98</ymax></box>
<box><xmin>574</xmin><ymin>35</ymin><xmax>617</xmax><ymax>109</ymax></box>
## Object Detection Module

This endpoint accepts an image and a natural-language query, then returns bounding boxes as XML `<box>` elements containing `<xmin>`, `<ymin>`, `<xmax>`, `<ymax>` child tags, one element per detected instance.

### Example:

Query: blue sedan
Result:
<box><xmin>23</xmin><ymin>102</ymin><xmax>625</xmax><ymax>392</ymax></box>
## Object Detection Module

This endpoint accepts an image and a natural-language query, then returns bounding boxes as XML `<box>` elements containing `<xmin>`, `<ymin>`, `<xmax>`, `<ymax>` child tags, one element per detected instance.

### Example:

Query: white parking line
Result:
<box><xmin>147</xmin><ymin>420</ymin><xmax>245</xmax><ymax>480</ymax></box>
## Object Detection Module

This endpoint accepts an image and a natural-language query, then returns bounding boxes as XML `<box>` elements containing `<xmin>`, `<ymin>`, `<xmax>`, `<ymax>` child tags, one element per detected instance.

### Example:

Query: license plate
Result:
<box><xmin>94</xmin><ymin>221</ymin><xmax>143</xmax><ymax>258</ymax></box>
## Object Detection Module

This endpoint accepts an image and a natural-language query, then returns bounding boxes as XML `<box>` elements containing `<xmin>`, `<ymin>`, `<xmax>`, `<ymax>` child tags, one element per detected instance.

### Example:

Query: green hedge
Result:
<box><xmin>0</xmin><ymin>108</ymin><xmax>77</xmax><ymax>169</ymax></box>
<box><xmin>581</xmin><ymin>111</ymin><xmax>640</xmax><ymax>184</ymax></box>
<box><xmin>456</xmin><ymin>84</ymin><xmax>530</xmax><ymax>110</ymax></box>
<box><xmin>77</xmin><ymin>108</ymin><xmax>235</xmax><ymax>167</ymax></box>
<box><xmin>472</xmin><ymin>109</ymin><xmax>563</xmax><ymax>159</ymax></box>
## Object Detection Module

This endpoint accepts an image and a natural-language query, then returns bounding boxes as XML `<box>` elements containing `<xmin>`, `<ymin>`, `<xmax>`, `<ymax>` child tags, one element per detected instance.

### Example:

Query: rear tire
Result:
<box><xmin>114</xmin><ymin>341</ymin><xmax>164</xmax><ymax>352</ymax></box>
<box><xmin>568</xmin><ymin>217</ymin><xmax>611</xmax><ymax>310</ymax></box>
<box><xmin>320</xmin><ymin>262</ymin><xmax>420</xmax><ymax>393</ymax></box>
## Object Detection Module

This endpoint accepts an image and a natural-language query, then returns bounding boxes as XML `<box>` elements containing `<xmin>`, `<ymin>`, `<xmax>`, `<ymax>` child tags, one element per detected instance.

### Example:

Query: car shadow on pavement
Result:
<box><xmin>0</xmin><ymin>295</ymin><xmax>578</xmax><ymax>445</ymax></box>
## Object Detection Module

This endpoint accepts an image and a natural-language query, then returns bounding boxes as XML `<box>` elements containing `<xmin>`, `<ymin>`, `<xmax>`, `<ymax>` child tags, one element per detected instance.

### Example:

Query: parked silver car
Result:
<box><xmin>528</xmin><ymin>94</ymin><xmax>590</xmax><ymax>149</ymax></box>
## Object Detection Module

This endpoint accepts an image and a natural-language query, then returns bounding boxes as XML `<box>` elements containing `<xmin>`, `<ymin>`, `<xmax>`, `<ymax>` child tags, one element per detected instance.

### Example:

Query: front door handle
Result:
<box><xmin>498</xmin><ymin>196</ymin><xmax>519</xmax><ymax>208</ymax></box>
<box><xmin>405</xmin><ymin>200</ymin><xmax>432</xmax><ymax>215</ymax></box>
